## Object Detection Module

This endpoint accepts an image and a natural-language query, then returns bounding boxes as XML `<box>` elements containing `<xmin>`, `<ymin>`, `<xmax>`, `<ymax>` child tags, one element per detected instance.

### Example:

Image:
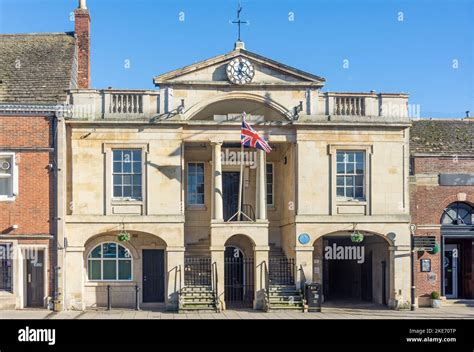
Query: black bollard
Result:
<box><xmin>107</xmin><ymin>285</ymin><xmax>111</xmax><ymax>310</ymax></box>
<box><xmin>135</xmin><ymin>285</ymin><xmax>140</xmax><ymax>311</ymax></box>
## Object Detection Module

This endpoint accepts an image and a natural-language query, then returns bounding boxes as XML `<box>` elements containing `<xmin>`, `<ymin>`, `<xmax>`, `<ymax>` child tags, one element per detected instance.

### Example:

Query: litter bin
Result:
<box><xmin>306</xmin><ymin>283</ymin><xmax>322</xmax><ymax>312</ymax></box>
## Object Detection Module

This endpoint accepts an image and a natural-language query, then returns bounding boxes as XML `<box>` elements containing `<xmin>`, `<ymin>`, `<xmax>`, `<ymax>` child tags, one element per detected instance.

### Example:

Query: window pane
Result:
<box><xmin>89</xmin><ymin>246</ymin><xmax>101</xmax><ymax>258</ymax></box>
<box><xmin>346</xmin><ymin>176</ymin><xmax>354</xmax><ymax>186</ymax></box>
<box><xmin>355</xmin><ymin>187</ymin><xmax>364</xmax><ymax>198</ymax></box>
<box><xmin>336</xmin><ymin>187</ymin><xmax>344</xmax><ymax>197</ymax></box>
<box><xmin>103</xmin><ymin>243</ymin><xmax>117</xmax><ymax>258</ymax></box>
<box><xmin>336</xmin><ymin>163</ymin><xmax>344</xmax><ymax>174</ymax></box>
<box><xmin>196</xmin><ymin>184</ymin><xmax>204</xmax><ymax>194</ymax></box>
<box><xmin>336</xmin><ymin>176</ymin><xmax>344</xmax><ymax>186</ymax></box>
<box><xmin>113</xmin><ymin>175</ymin><xmax>121</xmax><ymax>186</ymax></box>
<box><xmin>113</xmin><ymin>186</ymin><xmax>122</xmax><ymax>197</ymax></box>
<box><xmin>118</xmin><ymin>260</ymin><xmax>132</xmax><ymax>280</ymax></box>
<box><xmin>266</xmin><ymin>163</ymin><xmax>273</xmax><ymax>173</ymax></box>
<box><xmin>132</xmin><ymin>150</ymin><xmax>141</xmax><ymax>162</ymax></box>
<box><xmin>267</xmin><ymin>195</ymin><xmax>273</xmax><ymax>205</ymax></box>
<box><xmin>123</xmin><ymin>162</ymin><xmax>132</xmax><ymax>173</ymax></box>
<box><xmin>118</xmin><ymin>246</ymin><xmax>131</xmax><ymax>259</ymax></box>
<box><xmin>196</xmin><ymin>163</ymin><xmax>204</xmax><ymax>173</ymax></box>
<box><xmin>348</xmin><ymin>153</ymin><xmax>355</xmax><ymax>162</ymax></box>
<box><xmin>336</xmin><ymin>152</ymin><xmax>344</xmax><ymax>162</ymax></box>
<box><xmin>346</xmin><ymin>187</ymin><xmax>354</xmax><ymax>198</ymax></box>
<box><xmin>88</xmin><ymin>260</ymin><xmax>101</xmax><ymax>280</ymax></box>
<box><xmin>196</xmin><ymin>194</ymin><xmax>204</xmax><ymax>204</ymax></box>
<box><xmin>355</xmin><ymin>175</ymin><xmax>364</xmax><ymax>186</ymax></box>
<box><xmin>346</xmin><ymin>162</ymin><xmax>354</xmax><ymax>174</ymax></box>
<box><xmin>0</xmin><ymin>178</ymin><xmax>12</xmax><ymax>197</ymax></box>
<box><xmin>113</xmin><ymin>162</ymin><xmax>122</xmax><ymax>173</ymax></box>
<box><xmin>189</xmin><ymin>163</ymin><xmax>196</xmax><ymax>172</ymax></box>
<box><xmin>113</xmin><ymin>151</ymin><xmax>121</xmax><ymax>161</ymax></box>
<box><xmin>103</xmin><ymin>261</ymin><xmax>117</xmax><ymax>280</ymax></box>
<box><xmin>133</xmin><ymin>162</ymin><xmax>141</xmax><ymax>173</ymax></box>
<box><xmin>123</xmin><ymin>186</ymin><xmax>132</xmax><ymax>197</ymax></box>
<box><xmin>197</xmin><ymin>173</ymin><xmax>204</xmax><ymax>184</ymax></box>
<box><xmin>132</xmin><ymin>175</ymin><xmax>141</xmax><ymax>185</ymax></box>
<box><xmin>188</xmin><ymin>193</ymin><xmax>196</xmax><ymax>204</ymax></box>
<box><xmin>132</xmin><ymin>186</ymin><xmax>141</xmax><ymax>199</ymax></box>
<box><xmin>356</xmin><ymin>152</ymin><xmax>364</xmax><ymax>162</ymax></box>
<box><xmin>122</xmin><ymin>175</ymin><xmax>131</xmax><ymax>185</ymax></box>
<box><xmin>356</xmin><ymin>162</ymin><xmax>364</xmax><ymax>175</ymax></box>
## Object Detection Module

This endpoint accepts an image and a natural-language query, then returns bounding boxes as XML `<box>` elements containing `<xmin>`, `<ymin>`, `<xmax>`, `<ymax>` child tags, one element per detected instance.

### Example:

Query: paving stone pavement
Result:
<box><xmin>1</xmin><ymin>305</ymin><xmax>473</xmax><ymax>319</ymax></box>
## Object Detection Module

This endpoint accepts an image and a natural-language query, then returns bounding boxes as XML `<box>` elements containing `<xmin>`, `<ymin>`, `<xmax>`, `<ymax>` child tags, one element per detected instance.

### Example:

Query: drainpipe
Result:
<box><xmin>410</xmin><ymin>224</ymin><xmax>416</xmax><ymax>311</ymax></box>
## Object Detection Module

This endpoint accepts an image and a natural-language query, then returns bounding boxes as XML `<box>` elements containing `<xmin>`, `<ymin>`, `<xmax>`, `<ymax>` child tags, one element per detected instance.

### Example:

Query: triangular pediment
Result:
<box><xmin>153</xmin><ymin>47</ymin><xmax>325</xmax><ymax>87</ymax></box>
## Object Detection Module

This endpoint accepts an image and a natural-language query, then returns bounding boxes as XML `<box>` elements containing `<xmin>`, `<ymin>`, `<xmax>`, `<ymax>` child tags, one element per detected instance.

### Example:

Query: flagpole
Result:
<box><xmin>237</xmin><ymin>135</ymin><xmax>244</xmax><ymax>221</ymax></box>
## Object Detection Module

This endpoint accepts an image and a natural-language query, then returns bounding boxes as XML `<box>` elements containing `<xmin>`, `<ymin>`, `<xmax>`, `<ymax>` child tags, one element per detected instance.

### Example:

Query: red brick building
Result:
<box><xmin>0</xmin><ymin>0</ymin><xmax>89</xmax><ymax>307</ymax></box>
<box><xmin>410</xmin><ymin>119</ymin><xmax>474</xmax><ymax>307</ymax></box>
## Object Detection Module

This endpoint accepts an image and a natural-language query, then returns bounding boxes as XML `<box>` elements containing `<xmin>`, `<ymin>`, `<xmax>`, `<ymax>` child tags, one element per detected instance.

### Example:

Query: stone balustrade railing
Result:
<box><xmin>68</xmin><ymin>89</ymin><xmax>159</xmax><ymax>119</ymax></box>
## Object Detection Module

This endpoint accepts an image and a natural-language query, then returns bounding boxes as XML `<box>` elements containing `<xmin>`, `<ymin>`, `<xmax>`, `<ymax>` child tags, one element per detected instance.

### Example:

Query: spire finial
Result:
<box><xmin>79</xmin><ymin>0</ymin><xmax>87</xmax><ymax>9</ymax></box>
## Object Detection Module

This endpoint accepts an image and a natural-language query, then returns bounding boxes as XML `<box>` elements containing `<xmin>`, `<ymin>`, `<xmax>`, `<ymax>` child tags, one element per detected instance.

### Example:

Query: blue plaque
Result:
<box><xmin>298</xmin><ymin>233</ymin><xmax>310</xmax><ymax>245</ymax></box>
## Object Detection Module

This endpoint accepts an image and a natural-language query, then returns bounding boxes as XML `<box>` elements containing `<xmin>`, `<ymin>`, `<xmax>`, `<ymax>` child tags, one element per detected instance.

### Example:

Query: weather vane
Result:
<box><xmin>232</xmin><ymin>2</ymin><xmax>248</xmax><ymax>42</ymax></box>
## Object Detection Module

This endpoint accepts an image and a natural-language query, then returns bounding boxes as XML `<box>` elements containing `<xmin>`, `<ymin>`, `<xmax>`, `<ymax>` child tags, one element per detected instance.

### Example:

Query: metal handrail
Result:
<box><xmin>178</xmin><ymin>265</ymin><xmax>183</xmax><ymax>311</ymax></box>
<box><xmin>299</xmin><ymin>264</ymin><xmax>307</xmax><ymax>306</ymax></box>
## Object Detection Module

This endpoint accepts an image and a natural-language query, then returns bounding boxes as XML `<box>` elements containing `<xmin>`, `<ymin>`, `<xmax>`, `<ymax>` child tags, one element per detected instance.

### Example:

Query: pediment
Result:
<box><xmin>153</xmin><ymin>48</ymin><xmax>325</xmax><ymax>87</ymax></box>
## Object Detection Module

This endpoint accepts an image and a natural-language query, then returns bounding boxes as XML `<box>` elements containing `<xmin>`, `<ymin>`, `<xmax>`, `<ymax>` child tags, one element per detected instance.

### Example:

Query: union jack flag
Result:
<box><xmin>241</xmin><ymin>113</ymin><xmax>272</xmax><ymax>153</ymax></box>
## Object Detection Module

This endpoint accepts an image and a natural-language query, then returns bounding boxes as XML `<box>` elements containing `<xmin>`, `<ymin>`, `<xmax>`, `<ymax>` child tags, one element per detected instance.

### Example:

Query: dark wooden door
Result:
<box><xmin>223</xmin><ymin>171</ymin><xmax>240</xmax><ymax>221</ymax></box>
<box><xmin>142</xmin><ymin>249</ymin><xmax>165</xmax><ymax>302</ymax></box>
<box><xmin>26</xmin><ymin>250</ymin><xmax>44</xmax><ymax>307</ymax></box>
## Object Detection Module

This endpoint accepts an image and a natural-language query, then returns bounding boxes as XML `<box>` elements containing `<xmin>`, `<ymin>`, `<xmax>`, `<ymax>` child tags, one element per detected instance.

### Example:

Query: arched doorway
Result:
<box><xmin>313</xmin><ymin>231</ymin><xmax>390</xmax><ymax>306</ymax></box>
<box><xmin>441</xmin><ymin>202</ymin><xmax>474</xmax><ymax>299</ymax></box>
<box><xmin>224</xmin><ymin>235</ymin><xmax>255</xmax><ymax>308</ymax></box>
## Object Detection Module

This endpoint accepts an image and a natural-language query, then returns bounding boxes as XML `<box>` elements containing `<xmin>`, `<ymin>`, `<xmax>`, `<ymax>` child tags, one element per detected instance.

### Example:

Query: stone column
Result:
<box><xmin>211</xmin><ymin>246</ymin><xmax>225</xmax><ymax>310</ymax></box>
<box><xmin>256</xmin><ymin>149</ymin><xmax>267</xmax><ymax>220</ymax></box>
<box><xmin>253</xmin><ymin>246</ymin><xmax>269</xmax><ymax>310</ymax></box>
<box><xmin>211</xmin><ymin>141</ymin><xmax>223</xmax><ymax>221</ymax></box>
<box><xmin>165</xmin><ymin>247</ymin><xmax>185</xmax><ymax>311</ymax></box>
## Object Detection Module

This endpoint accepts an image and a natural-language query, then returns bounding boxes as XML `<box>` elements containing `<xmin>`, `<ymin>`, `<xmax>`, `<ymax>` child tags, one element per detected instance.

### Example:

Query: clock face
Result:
<box><xmin>226</xmin><ymin>57</ymin><xmax>255</xmax><ymax>85</ymax></box>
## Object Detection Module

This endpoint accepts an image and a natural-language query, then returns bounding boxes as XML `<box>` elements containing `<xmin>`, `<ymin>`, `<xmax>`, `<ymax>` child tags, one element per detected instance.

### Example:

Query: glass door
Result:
<box><xmin>444</xmin><ymin>244</ymin><xmax>459</xmax><ymax>298</ymax></box>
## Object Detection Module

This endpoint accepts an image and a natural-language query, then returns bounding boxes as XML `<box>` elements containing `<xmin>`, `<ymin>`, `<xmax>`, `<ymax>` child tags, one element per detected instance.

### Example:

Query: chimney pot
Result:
<box><xmin>466</xmin><ymin>111</ymin><xmax>471</xmax><ymax>118</ymax></box>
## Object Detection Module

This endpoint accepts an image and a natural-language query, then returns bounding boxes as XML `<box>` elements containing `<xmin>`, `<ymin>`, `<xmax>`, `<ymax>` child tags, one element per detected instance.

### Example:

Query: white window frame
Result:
<box><xmin>266</xmin><ymin>162</ymin><xmax>274</xmax><ymax>206</ymax></box>
<box><xmin>87</xmin><ymin>242</ymin><xmax>133</xmax><ymax>282</ymax></box>
<box><xmin>186</xmin><ymin>162</ymin><xmax>205</xmax><ymax>206</ymax></box>
<box><xmin>336</xmin><ymin>150</ymin><xmax>366</xmax><ymax>201</ymax></box>
<box><xmin>0</xmin><ymin>152</ymin><xmax>18</xmax><ymax>201</ymax></box>
<box><xmin>112</xmin><ymin>149</ymin><xmax>143</xmax><ymax>201</ymax></box>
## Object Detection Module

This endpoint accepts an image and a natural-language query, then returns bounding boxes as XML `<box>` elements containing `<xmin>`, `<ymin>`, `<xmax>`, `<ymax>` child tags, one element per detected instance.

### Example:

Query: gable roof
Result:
<box><xmin>0</xmin><ymin>32</ymin><xmax>77</xmax><ymax>104</ymax></box>
<box><xmin>410</xmin><ymin>119</ymin><xmax>474</xmax><ymax>156</ymax></box>
<box><xmin>153</xmin><ymin>46</ymin><xmax>325</xmax><ymax>86</ymax></box>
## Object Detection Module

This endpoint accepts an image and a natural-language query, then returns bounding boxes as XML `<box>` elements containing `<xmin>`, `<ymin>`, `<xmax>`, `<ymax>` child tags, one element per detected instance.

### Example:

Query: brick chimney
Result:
<box><xmin>75</xmin><ymin>0</ymin><xmax>90</xmax><ymax>88</ymax></box>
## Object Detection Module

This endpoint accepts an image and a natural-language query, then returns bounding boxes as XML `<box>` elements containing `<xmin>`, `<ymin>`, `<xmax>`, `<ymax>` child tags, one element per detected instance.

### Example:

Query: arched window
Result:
<box><xmin>441</xmin><ymin>202</ymin><xmax>473</xmax><ymax>226</ymax></box>
<box><xmin>87</xmin><ymin>242</ymin><xmax>132</xmax><ymax>281</ymax></box>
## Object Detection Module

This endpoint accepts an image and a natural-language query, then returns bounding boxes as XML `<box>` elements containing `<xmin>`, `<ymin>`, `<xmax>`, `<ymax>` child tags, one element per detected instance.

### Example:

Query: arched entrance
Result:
<box><xmin>313</xmin><ymin>231</ymin><xmax>390</xmax><ymax>306</ymax></box>
<box><xmin>441</xmin><ymin>202</ymin><xmax>474</xmax><ymax>299</ymax></box>
<box><xmin>224</xmin><ymin>235</ymin><xmax>255</xmax><ymax>308</ymax></box>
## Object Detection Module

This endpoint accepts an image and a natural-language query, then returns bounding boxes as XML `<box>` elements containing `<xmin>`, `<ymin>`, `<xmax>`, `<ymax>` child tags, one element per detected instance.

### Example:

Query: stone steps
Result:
<box><xmin>179</xmin><ymin>285</ymin><xmax>219</xmax><ymax>313</ymax></box>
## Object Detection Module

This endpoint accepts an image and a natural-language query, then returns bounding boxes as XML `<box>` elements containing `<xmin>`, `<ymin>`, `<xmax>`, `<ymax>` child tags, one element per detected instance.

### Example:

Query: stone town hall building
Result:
<box><xmin>58</xmin><ymin>1</ymin><xmax>411</xmax><ymax>311</ymax></box>
<box><xmin>2</xmin><ymin>1</ymin><xmax>471</xmax><ymax>312</ymax></box>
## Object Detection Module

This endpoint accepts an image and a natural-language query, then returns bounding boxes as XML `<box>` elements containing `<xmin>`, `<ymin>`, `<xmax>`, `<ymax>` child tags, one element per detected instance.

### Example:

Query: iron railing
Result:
<box><xmin>184</xmin><ymin>257</ymin><xmax>211</xmax><ymax>286</ymax></box>
<box><xmin>224</xmin><ymin>257</ymin><xmax>255</xmax><ymax>308</ymax></box>
<box><xmin>269</xmin><ymin>257</ymin><xmax>295</xmax><ymax>285</ymax></box>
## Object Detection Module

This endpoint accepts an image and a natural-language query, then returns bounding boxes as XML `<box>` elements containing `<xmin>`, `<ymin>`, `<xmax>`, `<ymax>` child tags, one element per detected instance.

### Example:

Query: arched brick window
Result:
<box><xmin>441</xmin><ymin>202</ymin><xmax>473</xmax><ymax>226</ymax></box>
